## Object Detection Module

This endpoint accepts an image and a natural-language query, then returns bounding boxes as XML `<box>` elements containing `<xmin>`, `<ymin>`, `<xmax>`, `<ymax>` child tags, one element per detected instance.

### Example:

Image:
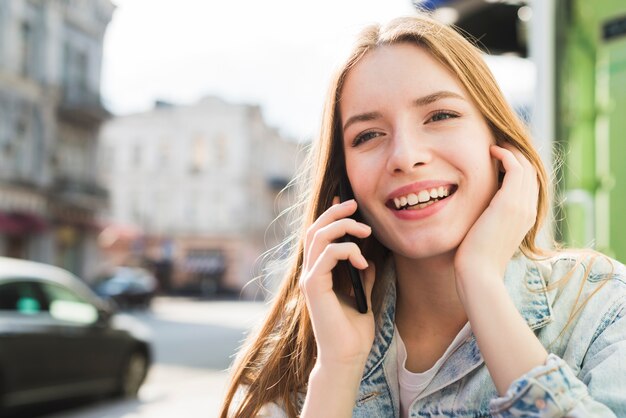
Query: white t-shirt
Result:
<box><xmin>396</xmin><ymin>322</ymin><xmax>472</xmax><ymax>418</ymax></box>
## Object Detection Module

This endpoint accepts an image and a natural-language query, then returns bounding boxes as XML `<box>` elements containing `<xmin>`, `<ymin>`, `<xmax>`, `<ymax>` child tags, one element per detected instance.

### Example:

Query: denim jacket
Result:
<box><xmin>246</xmin><ymin>252</ymin><xmax>626</xmax><ymax>417</ymax></box>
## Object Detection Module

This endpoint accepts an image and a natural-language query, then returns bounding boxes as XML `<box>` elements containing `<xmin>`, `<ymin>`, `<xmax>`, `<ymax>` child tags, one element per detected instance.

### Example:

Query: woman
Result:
<box><xmin>221</xmin><ymin>14</ymin><xmax>626</xmax><ymax>417</ymax></box>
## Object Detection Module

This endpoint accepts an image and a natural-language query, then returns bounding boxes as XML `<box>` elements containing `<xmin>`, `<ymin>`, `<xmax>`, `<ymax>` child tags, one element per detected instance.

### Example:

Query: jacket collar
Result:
<box><xmin>360</xmin><ymin>255</ymin><xmax>553</xmax><ymax>386</ymax></box>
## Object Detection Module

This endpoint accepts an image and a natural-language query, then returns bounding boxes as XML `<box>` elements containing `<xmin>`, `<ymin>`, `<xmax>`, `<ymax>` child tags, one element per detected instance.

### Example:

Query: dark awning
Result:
<box><xmin>0</xmin><ymin>212</ymin><xmax>48</xmax><ymax>235</ymax></box>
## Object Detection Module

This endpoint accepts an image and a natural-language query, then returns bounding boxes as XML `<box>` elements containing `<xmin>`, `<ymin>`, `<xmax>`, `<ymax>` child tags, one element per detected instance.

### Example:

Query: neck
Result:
<box><xmin>393</xmin><ymin>251</ymin><xmax>468</xmax><ymax>340</ymax></box>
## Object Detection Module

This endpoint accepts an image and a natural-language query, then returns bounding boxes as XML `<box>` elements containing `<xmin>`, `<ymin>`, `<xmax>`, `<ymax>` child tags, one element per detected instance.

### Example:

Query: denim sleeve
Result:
<box><xmin>489</xmin><ymin>301</ymin><xmax>626</xmax><ymax>417</ymax></box>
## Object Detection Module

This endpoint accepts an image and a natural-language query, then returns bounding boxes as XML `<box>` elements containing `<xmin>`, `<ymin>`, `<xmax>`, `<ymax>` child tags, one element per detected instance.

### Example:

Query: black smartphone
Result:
<box><xmin>338</xmin><ymin>176</ymin><xmax>368</xmax><ymax>314</ymax></box>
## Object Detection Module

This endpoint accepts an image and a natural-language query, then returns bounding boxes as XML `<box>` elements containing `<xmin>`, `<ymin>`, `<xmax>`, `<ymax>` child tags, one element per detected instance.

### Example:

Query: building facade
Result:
<box><xmin>0</xmin><ymin>0</ymin><xmax>114</xmax><ymax>278</ymax></box>
<box><xmin>99</xmin><ymin>97</ymin><xmax>301</xmax><ymax>298</ymax></box>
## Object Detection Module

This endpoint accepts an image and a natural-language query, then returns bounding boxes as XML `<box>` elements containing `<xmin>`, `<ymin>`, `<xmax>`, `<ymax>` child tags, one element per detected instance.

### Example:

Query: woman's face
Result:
<box><xmin>340</xmin><ymin>43</ymin><xmax>499</xmax><ymax>260</ymax></box>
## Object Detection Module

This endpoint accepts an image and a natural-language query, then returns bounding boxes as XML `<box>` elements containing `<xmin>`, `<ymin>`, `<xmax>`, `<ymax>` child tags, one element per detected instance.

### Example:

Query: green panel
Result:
<box><xmin>558</xmin><ymin>0</ymin><xmax>626</xmax><ymax>259</ymax></box>
<box><xmin>557</xmin><ymin>0</ymin><xmax>598</xmax><ymax>248</ymax></box>
<box><xmin>601</xmin><ymin>33</ymin><xmax>626</xmax><ymax>260</ymax></box>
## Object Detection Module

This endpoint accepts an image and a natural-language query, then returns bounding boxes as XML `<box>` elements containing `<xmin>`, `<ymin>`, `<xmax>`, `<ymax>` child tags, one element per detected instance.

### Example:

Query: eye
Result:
<box><xmin>428</xmin><ymin>110</ymin><xmax>460</xmax><ymax>123</ymax></box>
<box><xmin>352</xmin><ymin>131</ymin><xmax>382</xmax><ymax>146</ymax></box>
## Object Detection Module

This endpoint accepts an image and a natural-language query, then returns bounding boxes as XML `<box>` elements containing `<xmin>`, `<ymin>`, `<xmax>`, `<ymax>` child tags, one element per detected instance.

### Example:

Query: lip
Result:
<box><xmin>389</xmin><ymin>189</ymin><xmax>455</xmax><ymax>221</ymax></box>
<box><xmin>385</xmin><ymin>180</ymin><xmax>457</xmax><ymax>202</ymax></box>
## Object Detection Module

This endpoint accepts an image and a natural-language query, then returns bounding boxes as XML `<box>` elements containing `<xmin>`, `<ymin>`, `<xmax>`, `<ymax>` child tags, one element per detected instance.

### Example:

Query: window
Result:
<box><xmin>190</xmin><ymin>134</ymin><xmax>206</xmax><ymax>173</ymax></box>
<box><xmin>20</xmin><ymin>3</ymin><xmax>43</xmax><ymax>80</ymax></box>
<box><xmin>40</xmin><ymin>282</ymin><xmax>98</xmax><ymax>325</ymax></box>
<box><xmin>14</xmin><ymin>113</ymin><xmax>32</xmax><ymax>179</ymax></box>
<box><xmin>20</xmin><ymin>22</ymin><xmax>32</xmax><ymax>77</ymax></box>
<box><xmin>0</xmin><ymin>281</ymin><xmax>47</xmax><ymax>314</ymax></box>
<box><xmin>0</xmin><ymin>7</ymin><xmax>5</xmax><ymax>68</ymax></box>
<box><xmin>62</xmin><ymin>41</ymin><xmax>90</xmax><ymax>101</ymax></box>
<box><xmin>216</xmin><ymin>134</ymin><xmax>228</xmax><ymax>167</ymax></box>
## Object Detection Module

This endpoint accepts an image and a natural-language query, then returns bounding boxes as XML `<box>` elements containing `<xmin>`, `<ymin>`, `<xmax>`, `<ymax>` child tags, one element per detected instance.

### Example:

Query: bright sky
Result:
<box><xmin>101</xmin><ymin>0</ymin><xmax>533</xmax><ymax>141</ymax></box>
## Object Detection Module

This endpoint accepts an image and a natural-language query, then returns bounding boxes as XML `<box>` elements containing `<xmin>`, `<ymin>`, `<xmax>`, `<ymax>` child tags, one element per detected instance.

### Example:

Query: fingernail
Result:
<box><xmin>342</xmin><ymin>199</ymin><xmax>355</xmax><ymax>205</ymax></box>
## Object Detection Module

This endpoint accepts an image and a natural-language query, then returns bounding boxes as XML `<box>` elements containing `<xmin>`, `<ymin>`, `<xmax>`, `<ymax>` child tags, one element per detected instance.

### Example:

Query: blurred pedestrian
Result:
<box><xmin>221</xmin><ymin>12</ymin><xmax>626</xmax><ymax>418</ymax></box>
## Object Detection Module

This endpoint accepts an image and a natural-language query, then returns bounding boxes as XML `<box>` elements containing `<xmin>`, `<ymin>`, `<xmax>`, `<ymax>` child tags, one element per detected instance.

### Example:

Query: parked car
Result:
<box><xmin>0</xmin><ymin>257</ymin><xmax>152</xmax><ymax>413</ymax></box>
<box><xmin>93</xmin><ymin>267</ymin><xmax>158</xmax><ymax>310</ymax></box>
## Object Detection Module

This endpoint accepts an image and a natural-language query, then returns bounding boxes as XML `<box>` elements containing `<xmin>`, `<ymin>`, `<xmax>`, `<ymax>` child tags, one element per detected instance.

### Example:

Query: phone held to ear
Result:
<box><xmin>338</xmin><ymin>176</ymin><xmax>368</xmax><ymax>314</ymax></box>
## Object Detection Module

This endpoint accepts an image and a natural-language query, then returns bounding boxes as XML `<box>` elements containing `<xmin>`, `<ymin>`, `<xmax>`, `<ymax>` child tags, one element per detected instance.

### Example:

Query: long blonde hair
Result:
<box><xmin>220</xmin><ymin>14</ymin><xmax>550</xmax><ymax>417</ymax></box>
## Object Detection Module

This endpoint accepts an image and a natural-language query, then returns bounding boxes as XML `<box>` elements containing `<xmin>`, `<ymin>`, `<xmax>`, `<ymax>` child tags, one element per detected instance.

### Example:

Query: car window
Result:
<box><xmin>40</xmin><ymin>282</ymin><xmax>98</xmax><ymax>325</ymax></box>
<box><xmin>0</xmin><ymin>281</ymin><xmax>48</xmax><ymax>314</ymax></box>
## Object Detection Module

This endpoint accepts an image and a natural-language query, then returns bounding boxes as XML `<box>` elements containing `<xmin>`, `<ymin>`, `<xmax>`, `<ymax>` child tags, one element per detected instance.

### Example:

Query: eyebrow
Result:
<box><xmin>342</xmin><ymin>90</ymin><xmax>466</xmax><ymax>132</ymax></box>
<box><xmin>413</xmin><ymin>90</ymin><xmax>466</xmax><ymax>107</ymax></box>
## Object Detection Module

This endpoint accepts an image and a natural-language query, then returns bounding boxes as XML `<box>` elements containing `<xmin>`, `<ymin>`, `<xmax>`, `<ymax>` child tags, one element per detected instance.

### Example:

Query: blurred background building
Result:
<box><xmin>1</xmin><ymin>0</ymin><xmax>625</xmax><ymax>297</ymax></box>
<box><xmin>419</xmin><ymin>0</ymin><xmax>626</xmax><ymax>261</ymax></box>
<box><xmin>0</xmin><ymin>0</ymin><xmax>301</xmax><ymax>299</ymax></box>
<box><xmin>0</xmin><ymin>0</ymin><xmax>114</xmax><ymax>277</ymax></box>
<box><xmin>98</xmin><ymin>97</ymin><xmax>300</xmax><ymax>298</ymax></box>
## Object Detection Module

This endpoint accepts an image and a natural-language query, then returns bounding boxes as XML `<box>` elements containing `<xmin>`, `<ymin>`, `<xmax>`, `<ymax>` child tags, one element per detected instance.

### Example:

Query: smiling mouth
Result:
<box><xmin>387</xmin><ymin>185</ymin><xmax>458</xmax><ymax>211</ymax></box>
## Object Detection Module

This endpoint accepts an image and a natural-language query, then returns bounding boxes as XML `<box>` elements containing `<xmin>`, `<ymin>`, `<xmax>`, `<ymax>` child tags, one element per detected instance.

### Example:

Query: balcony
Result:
<box><xmin>50</xmin><ymin>176</ymin><xmax>109</xmax><ymax>210</ymax></box>
<box><xmin>57</xmin><ymin>84</ymin><xmax>110</xmax><ymax>126</ymax></box>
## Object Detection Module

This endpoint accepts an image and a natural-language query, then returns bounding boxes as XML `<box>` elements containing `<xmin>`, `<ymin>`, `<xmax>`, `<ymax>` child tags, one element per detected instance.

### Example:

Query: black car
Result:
<box><xmin>0</xmin><ymin>257</ymin><xmax>152</xmax><ymax>412</ymax></box>
<box><xmin>94</xmin><ymin>267</ymin><xmax>158</xmax><ymax>310</ymax></box>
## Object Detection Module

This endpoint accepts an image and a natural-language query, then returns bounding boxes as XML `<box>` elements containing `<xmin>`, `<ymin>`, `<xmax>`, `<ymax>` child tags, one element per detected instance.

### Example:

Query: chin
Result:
<box><xmin>376</xmin><ymin>232</ymin><xmax>461</xmax><ymax>261</ymax></box>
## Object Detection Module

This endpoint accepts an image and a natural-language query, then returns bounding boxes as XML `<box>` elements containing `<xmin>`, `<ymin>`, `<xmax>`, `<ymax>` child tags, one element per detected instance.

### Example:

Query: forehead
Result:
<box><xmin>340</xmin><ymin>43</ymin><xmax>467</xmax><ymax>111</ymax></box>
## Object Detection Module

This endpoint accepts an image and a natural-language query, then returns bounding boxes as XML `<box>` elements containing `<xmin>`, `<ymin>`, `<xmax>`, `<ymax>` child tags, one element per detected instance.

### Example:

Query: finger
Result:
<box><xmin>306</xmin><ymin>242</ymin><xmax>368</xmax><ymax>293</ymax></box>
<box><xmin>308</xmin><ymin>219</ymin><xmax>371</xmax><ymax>272</ymax></box>
<box><xmin>490</xmin><ymin>145</ymin><xmax>537</xmax><ymax>231</ymax></box>
<box><xmin>496</xmin><ymin>143</ymin><xmax>537</xmax><ymax>190</ymax></box>
<box><xmin>496</xmin><ymin>144</ymin><xmax>539</xmax><ymax>218</ymax></box>
<box><xmin>310</xmin><ymin>200</ymin><xmax>359</xmax><ymax>237</ymax></box>
<box><xmin>490</xmin><ymin>145</ymin><xmax>523</xmax><ymax>191</ymax></box>
<box><xmin>304</xmin><ymin>199</ymin><xmax>359</xmax><ymax>269</ymax></box>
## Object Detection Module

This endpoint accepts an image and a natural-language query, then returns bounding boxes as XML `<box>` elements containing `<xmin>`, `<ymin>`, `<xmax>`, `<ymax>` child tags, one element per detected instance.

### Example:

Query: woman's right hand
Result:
<box><xmin>300</xmin><ymin>197</ymin><xmax>377</xmax><ymax>370</ymax></box>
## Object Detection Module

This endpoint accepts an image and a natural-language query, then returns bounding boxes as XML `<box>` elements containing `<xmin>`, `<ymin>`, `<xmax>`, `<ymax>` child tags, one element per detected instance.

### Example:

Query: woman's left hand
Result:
<box><xmin>453</xmin><ymin>143</ymin><xmax>548</xmax><ymax>395</ymax></box>
<box><xmin>454</xmin><ymin>143</ymin><xmax>539</xmax><ymax>291</ymax></box>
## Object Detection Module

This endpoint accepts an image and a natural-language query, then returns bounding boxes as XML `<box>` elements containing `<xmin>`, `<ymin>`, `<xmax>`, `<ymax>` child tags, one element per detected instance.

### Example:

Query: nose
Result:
<box><xmin>385</xmin><ymin>129</ymin><xmax>432</xmax><ymax>174</ymax></box>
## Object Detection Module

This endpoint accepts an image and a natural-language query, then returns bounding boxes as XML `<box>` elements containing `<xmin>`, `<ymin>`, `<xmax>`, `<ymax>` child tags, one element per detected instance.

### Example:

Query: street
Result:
<box><xmin>40</xmin><ymin>297</ymin><xmax>270</xmax><ymax>418</ymax></box>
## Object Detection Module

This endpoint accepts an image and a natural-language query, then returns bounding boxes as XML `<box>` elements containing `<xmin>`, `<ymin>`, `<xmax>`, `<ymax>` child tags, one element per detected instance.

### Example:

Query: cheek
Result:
<box><xmin>346</xmin><ymin>154</ymin><xmax>379</xmax><ymax>197</ymax></box>
<box><xmin>346</xmin><ymin>167</ymin><xmax>381</xmax><ymax>226</ymax></box>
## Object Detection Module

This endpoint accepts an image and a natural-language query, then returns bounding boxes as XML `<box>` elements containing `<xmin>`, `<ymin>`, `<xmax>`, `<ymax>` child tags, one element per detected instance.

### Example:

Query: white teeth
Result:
<box><xmin>417</xmin><ymin>190</ymin><xmax>430</xmax><ymax>203</ymax></box>
<box><xmin>392</xmin><ymin>185</ymin><xmax>453</xmax><ymax>209</ymax></box>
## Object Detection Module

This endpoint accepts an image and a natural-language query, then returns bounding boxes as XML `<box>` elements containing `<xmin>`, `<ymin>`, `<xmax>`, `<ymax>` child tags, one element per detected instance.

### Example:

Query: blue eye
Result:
<box><xmin>353</xmin><ymin>131</ymin><xmax>381</xmax><ymax>146</ymax></box>
<box><xmin>429</xmin><ymin>111</ymin><xmax>459</xmax><ymax>122</ymax></box>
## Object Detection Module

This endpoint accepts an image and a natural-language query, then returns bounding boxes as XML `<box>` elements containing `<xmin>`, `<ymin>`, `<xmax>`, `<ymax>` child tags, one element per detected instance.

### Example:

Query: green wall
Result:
<box><xmin>557</xmin><ymin>0</ymin><xmax>626</xmax><ymax>260</ymax></box>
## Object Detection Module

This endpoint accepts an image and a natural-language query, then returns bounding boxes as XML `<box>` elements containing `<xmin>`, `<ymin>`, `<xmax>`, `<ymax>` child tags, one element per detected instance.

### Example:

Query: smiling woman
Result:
<box><xmin>220</xmin><ymin>13</ymin><xmax>626</xmax><ymax>418</ymax></box>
